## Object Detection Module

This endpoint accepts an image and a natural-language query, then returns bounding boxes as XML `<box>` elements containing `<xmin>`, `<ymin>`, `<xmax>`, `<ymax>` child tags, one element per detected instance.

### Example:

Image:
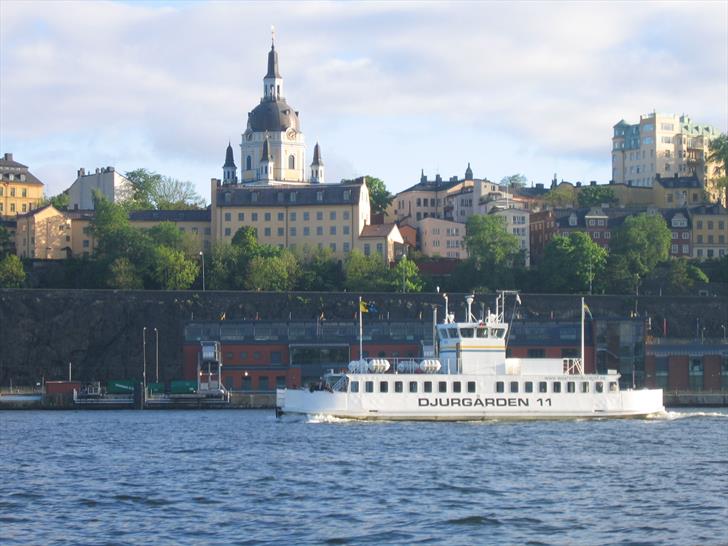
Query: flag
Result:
<box><xmin>219</xmin><ymin>312</ymin><xmax>226</xmax><ymax>321</ymax></box>
<box><xmin>583</xmin><ymin>303</ymin><xmax>592</xmax><ymax>320</ymax></box>
<box><xmin>515</xmin><ymin>294</ymin><xmax>522</xmax><ymax>305</ymax></box>
<box><xmin>368</xmin><ymin>301</ymin><xmax>378</xmax><ymax>313</ymax></box>
<box><xmin>359</xmin><ymin>300</ymin><xmax>368</xmax><ymax>313</ymax></box>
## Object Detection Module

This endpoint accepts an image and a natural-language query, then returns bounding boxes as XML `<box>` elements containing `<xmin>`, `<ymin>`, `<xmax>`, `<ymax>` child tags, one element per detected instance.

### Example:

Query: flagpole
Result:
<box><xmin>359</xmin><ymin>296</ymin><xmax>363</xmax><ymax>362</ymax></box>
<box><xmin>581</xmin><ymin>296</ymin><xmax>585</xmax><ymax>372</ymax></box>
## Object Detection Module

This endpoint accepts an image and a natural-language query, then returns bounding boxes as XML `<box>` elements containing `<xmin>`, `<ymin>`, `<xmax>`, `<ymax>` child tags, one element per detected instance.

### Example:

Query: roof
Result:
<box><xmin>360</xmin><ymin>223</ymin><xmax>398</xmax><ymax>238</ymax></box>
<box><xmin>129</xmin><ymin>209</ymin><xmax>211</xmax><ymax>222</ymax></box>
<box><xmin>266</xmin><ymin>44</ymin><xmax>281</xmax><ymax>79</ymax></box>
<box><xmin>0</xmin><ymin>154</ymin><xmax>44</xmax><ymax>186</ymax></box>
<box><xmin>311</xmin><ymin>142</ymin><xmax>323</xmax><ymax>166</ymax></box>
<box><xmin>14</xmin><ymin>204</ymin><xmax>57</xmax><ymax>219</ymax></box>
<box><xmin>401</xmin><ymin>176</ymin><xmax>465</xmax><ymax>194</ymax></box>
<box><xmin>260</xmin><ymin>136</ymin><xmax>273</xmax><ymax>162</ymax></box>
<box><xmin>216</xmin><ymin>182</ymin><xmax>362</xmax><ymax>208</ymax></box>
<box><xmin>686</xmin><ymin>203</ymin><xmax>727</xmax><ymax>216</ymax></box>
<box><xmin>248</xmin><ymin>98</ymin><xmax>300</xmax><ymax>132</ymax></box>
<box><xmin>223</xmin><ymin>143</ymin><xmax>236</xmax><ymax>169</ymax></box>
<box><xmin>655</xmin><ymin>174</ymin><xmax>702</xmax><ymax>189</ymax></box>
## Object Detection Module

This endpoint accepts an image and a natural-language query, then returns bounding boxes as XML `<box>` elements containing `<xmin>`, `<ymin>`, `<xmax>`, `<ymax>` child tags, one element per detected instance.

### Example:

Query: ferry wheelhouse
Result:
<box><xmin>275</xmin><ymin>294</ymin><xmax>665</xmax><ymax>420</ymax></box>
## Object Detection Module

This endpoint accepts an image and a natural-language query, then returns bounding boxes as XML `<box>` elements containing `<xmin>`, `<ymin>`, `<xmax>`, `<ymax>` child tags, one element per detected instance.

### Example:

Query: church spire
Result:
<box><xmin>310</xmin><ymin>142</ymin><xmax>324</xmax><ymax>184</ymax></box>
<box><xmin>263</xmin><ymin>28</ymin><xmax>283</xmax><ymax>99</ymax></box>
<box><xmin>465</xmin><ymin>162</ymin><xmax>473</xmax><ymax>180</ymax></box>
<box><xmin>223</xmin><ymin>141</ymin><xmax>237</xmax><ymax>184</ymax></box>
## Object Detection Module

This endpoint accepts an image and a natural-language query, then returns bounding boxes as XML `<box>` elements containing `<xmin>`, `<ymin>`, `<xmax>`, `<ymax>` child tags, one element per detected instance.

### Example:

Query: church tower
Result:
<box><xmin>258</xmin><ymin>134</ymin><xmax>274</xmax><ymax>182</ymax></box>
<box><xmin>310</xmin><ymin>142</ymin><xmax>324</xmax><ymax>184</ymax></box>
<box><xmin>222</xmin><ymin>142</ymin><xmax>238</xmax><ymax>184</ymax></box>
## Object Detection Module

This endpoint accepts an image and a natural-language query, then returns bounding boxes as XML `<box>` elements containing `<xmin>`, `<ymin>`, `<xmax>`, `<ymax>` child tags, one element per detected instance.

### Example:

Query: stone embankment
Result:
<box><xmin>1</xmin><ymin>289</ymin><xmax>726</xmax><ymax>386</ymax></box>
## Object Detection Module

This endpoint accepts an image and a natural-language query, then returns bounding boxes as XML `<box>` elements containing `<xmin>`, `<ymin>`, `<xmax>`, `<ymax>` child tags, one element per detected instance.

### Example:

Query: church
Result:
<box><xmin>210</xmin><ymin>36</ymin><xmax>402</xmax><ymax>261</ymax></box>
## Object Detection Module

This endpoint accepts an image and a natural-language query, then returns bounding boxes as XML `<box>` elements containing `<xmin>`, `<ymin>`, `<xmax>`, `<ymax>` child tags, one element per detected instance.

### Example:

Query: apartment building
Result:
<box><xmin>67</xmin><ymin>167</ymin><xmax>133</xmax><ymax>210</ymax></box>
<box><xmin>0</xmin><ymin>153</ymin><xmax>44</xmax><ymax>217</ymax></box>
<box><xmin>15</xmin><ymin>205</ymin><xmax>71</xmax><ymax>259</ymax></box>
<box><xmin>419</xmin><ymin>217</ymin><xmax>467</xmax><ymax>259</ymax></box>
<box><xmin>611</xmin><ymin>113</ymin><xmax>720</xmax><ymax>195</ymax></box>
<box><xmin>689</xmin><ymin>204</ymin><xmax>728</xmax><ymax>260</ymax></box>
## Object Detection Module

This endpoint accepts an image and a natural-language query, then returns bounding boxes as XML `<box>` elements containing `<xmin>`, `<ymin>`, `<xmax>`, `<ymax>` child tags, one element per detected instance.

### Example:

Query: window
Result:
<box><xmin>238</xmin><ymin>212</ymin><xmax>244</xmax><ymax>221</ymax></box>
<box><xmin>552</xmin><ymin>382</ymin><xmax>562</xmax><ymax>393</ymax></box>
<box><xmin>595</xmin><ymin>382</ymin><xmax>604</xmax><ymax>393</ymax></box>
<box><xmin>379</xmin><ymin>381</ymin><xmax>388</xmax><ymax>393</ymax></box>
<box><xmin>364</xmin><ymin>244</ymin><xmax>370</xmax><ymax>256</ymax></box>
<box><xmin>264</xmin><ymin>227</ymin><xmax>271</xmax><ymax>236</ymax></box>
<box><xmin>277</xmin><ymin>228</ymin><xmax>284</xmax><ymax>237</ymax></box>
<box><xmin>343</xmin><ymin>225</ymin><xmax>350</xmax><ymax>235</ymax></box>
<box><xmin>330</xmin><ymin>243</ymin><xmax>336</xmax><ymax>252</ymax></box>
<box><xmin>303</xmin><ymin>227</ymin><xmax>310</xmax><ymax>236</ymax></box>
<box><xmin>330</xmin><ymin>226</ymin><xmax>336</xmax><ymax>235</ymax></box>
<box><xmin>343</xmin><ymin>211</ymin><xmax>350</xmax><ymax>220</ymax></box>
<box><xmin>496</xmin><ymin>381</ymin><xmax>505</xmax><ymax>393</ymax></box>
<box><xmin>252</xmin><ymin>213</ymin><xmax>258</xmax><ymax>221</ymax></box>
<box><xmin>409</xmin><ymin>381</ymin><xmax>418</xmax><ymax>393</ymax></box>
<box><xmin>343</xmin><ymin>242</ymin><xmax>350</xmax><ymax>253</ymax></box>
<box><xmin>609</xmin><ymin>382</ymin><xmax>618</xmax><ymax>392</ymax></box>
<box><xmin>316</xmin><ymin>226</ymin><xmax>323</xmax><ymax>236</ymax></box>
<box><xmin>316</xmin><ymin>191</ymin><xmax>324</xmax><ymax>202</ymax></box>
<box><xmin>510</xmin><ymin>381</ymin><xmax>519</xmax><ymax>393</ymax></box>
<box><xmin>303</xmin><ymin>212</ymin><xmax>310</xmax><ymax>221</ymax></box>
<box><xmin>258</xmin><ymin>376</ymin><xmax>269</xmax><ymax>391</ymax></box>
<box><xmin>270</xmin><ymin>351</ymin><xmax>281</xmax><ymax>364</ymax></box>
<box><xmin>394</xmin><ymin>381</ymin><xmax>403</xmax><ymax>393</ymax></box>
<box><xmin>438</xmin><ymin>381</ymin><xmax>447</xmax><ymax>393</ymax></box>
<box><xmin>330</xmin><ymin>211</ymin><xmax>336</xmax><ymax>220</ymax></box>
<box><xmin>289</xmin><ymin>212</ymin><xmax>296</xmax><ymax>221</ymax></box>
<box><xmin>567</xmin><ymin>381</ymin><xmax>575</xmax><ymax>393</ymax></box>
<box><xmin>467</xmin><ymin>381</ymin><xmax>476</xmax><ymax>393</ymax></box>
<box><xmin>524</xmin><ymin>382</ymin><xmax>533</xmax><ymax>393</ymax></box>
<box><xmin>424</xmin><ymin>381</ymin><xmax>432</xmax><ymax>393</ymax></box>
<box><xmin>528</xmin><ymin>348</ymin><xmax>545</xmax><ymax>358</ymax></box>
<box><xmin>453</xmin><ymin>381</ymin><xmax>462</xmax><ymax>393</ymax></box>
<box><xmin>246</xmin><ymin>156</ymin><xmax>252</xmax><ymax>170</ymax></box>
<box><xmin>224</xmin><ymin>227</ymin><xmax>231</xmax><ymax>236</ymax></box>
<box><xmin>240</xmin><ymin>352</ymin><xmax>248</xmax><ymax>359</ymax></box>
<box><xmin>538</xmin><ymin>381</ymin><xmax>548</xmax><ymax>393</ymax></box>
<box><xmin>224</xmin><ymin>212</ymin><xmax>231</xmax><ymax>221</ymax></box>
<box><xmin>82</xmin><ymin>239</ymin><xmax>90</xmax><ymax>248</ymax></box>
<box><xmin>264</xmin><ymin>212</ymin><xmax>271</xmax><ymax>221</ymax></box>
<box><xmin>277</xmin><ymin>212</ymin><xmax>284</xmax><ymax>221</ymax></box>
<box><xmin>288</xmin><ymin>155</ymin><xmax>295</xmax><ymax>169</ymax></box>
<box><xmin>290</xmin><ymin>227</ymin><xmax>296</xmax><ymax>237</ymax></box>
<box><xmin>376</xmin><ymin>243</ymin><xmax>383</xmax><ymax>255</ymax></box>
<box><xmin>253</xmin><ymin>351</ymin><xmax>261</xmax><ymax>360</ymax></box>
<box><xmin>581</xmin><ymin>382</ymin><xmax>590</xmax><ymax>393</ymax></box>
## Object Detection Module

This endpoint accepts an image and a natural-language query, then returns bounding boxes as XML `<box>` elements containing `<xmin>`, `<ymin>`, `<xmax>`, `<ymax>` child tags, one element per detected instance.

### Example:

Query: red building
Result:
<box><xmin>644</xmin><ymin>339</ymin><xmax>728</xmax><ymax>391</ymax></box>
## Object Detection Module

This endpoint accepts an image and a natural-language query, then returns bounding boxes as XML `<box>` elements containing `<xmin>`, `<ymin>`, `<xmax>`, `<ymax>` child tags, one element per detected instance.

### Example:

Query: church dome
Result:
<box><xmin>248</xmin><ymin>99</ymin><xmax>300</xmax><ymax>132</ymax></box>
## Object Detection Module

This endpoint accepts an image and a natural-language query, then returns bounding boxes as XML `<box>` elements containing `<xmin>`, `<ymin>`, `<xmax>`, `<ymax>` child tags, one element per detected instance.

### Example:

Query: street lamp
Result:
<box><xmin>154</xmin><ymin>327</ymin><xmax>159</xmax><ymax>383</ymax></box>
<box><xmin>721</xmin><ymin>324</ymin><xmax>727</xmax><ymax>342</ymax></box>
<box><xmin>142</xmin><ymin>327</ymin><xmax>147</xmax><ymax>397</ymax></box>
<box><xmin>199</xmin><ymin>251</ymin><xmax>205</xmax><ymax>291</ymax></box>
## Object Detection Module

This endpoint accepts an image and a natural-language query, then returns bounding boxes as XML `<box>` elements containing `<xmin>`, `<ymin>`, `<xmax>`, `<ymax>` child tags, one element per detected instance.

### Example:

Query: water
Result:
<box><xmin>1</xmin><ymin>409</ymin><xmax>726</xmax><ymax>545</ymax></box>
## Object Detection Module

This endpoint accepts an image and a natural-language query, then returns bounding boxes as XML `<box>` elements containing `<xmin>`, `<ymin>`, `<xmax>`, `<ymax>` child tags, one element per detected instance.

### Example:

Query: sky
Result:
<box><xmin>1</xmin><ymin>0</ymin><xmax>727</xmax><ymax>202</ymax></box>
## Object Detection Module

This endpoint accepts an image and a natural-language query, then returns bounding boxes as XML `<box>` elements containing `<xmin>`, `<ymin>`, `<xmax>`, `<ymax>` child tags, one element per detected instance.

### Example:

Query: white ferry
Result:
<box><xmin>276</xmin><ymin>293</ymin><xmax>665</xmax><ymax>420</ymax></box>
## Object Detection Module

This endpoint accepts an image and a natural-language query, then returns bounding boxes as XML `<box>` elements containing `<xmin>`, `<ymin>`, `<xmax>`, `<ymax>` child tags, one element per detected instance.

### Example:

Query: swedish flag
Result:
<box><xmin>360</xmin><ymin>300</ymin><xmax>368</xmax><ymax>313</ymax></box>
<box><xmin>583</xmin><ymin>303</ymin><xmax>593</xmax><ymax>320</ymax></box>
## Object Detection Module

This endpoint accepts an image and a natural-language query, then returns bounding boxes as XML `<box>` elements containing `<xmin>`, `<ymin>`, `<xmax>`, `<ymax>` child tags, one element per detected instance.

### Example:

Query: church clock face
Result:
<box><xmin>286</xmin><ymin>128</ymin><xmax>296</xmax><ymax>140</ymax></box>
<box><xmin>244</xmin><ymin>130</ymin><xmax>253</xmax><ymax>141</ymax></box>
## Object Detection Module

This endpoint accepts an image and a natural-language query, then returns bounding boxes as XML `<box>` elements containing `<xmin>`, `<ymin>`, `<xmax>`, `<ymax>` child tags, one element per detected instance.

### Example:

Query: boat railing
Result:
<box><xmin>330</xmin><ymin>375</ymin><xmax>349</xmax><ymax>392</ymax></box>
<box><xmin>563</xmin><ymin>358</ymin><xmax>584</xmax><ymax>375</ymax></box>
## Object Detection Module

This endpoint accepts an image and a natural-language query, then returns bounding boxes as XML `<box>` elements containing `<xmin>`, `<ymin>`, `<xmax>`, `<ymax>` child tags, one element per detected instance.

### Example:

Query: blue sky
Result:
<box><xmin>1</xmin><ymin>0</ymin><xmax>726</xmax><ymax>201</ymax></box>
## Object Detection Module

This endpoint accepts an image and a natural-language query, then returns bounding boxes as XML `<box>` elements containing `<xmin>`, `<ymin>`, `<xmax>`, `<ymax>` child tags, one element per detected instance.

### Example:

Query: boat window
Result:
<box><xmin>476</xmin><ymin>327</ymin><xmax>488</xmax><ymax>338</ymax></box>
<box><xmin>439</xmin><ymin>329</ymin><xmax>449</xmax><ymax>340</ymax></box>
<box><xmin>552</xmin><ymin>382</ymin><xmax>562</xmax><ymax>393</ymax></box>
<box><xmin>380</xmin><ymin>381</ymin><xmax>389</xmax><ymax>393</ymax></box>
<box><xmin>409</xmin><ymin>381</ymin><xmax>418</xmax><ymax>393</ymax></box>
<box><xmin>539</xmin><ymin>381</ymin><xmax>548</xmax><ymax>393</ymax></box>
<box><xmin>459</xmin><ymin>328</ymin><xmax>474</xmax><ymax>338</ymax></box>
<box><xmin>365</xmin><ymin>381</ymin><xmax>374</xmax><ymax>393</ymax></box>
<box><xmin>424</xmin><ymin>381</ymin><xmax>432</xmax><ymax>393</ymax></box>
<box><xmin>580</xmin><ymin>382</ymin><xmax>589</xmax><ymax>393</ymax></box>
<box><xmin>525</xmin><ymin>381</ymin><xmax>533</xmax><ymax>393</ymax></box>
<box><xmin>447</xmin><ymin>328</ymin><xmax>458</xmax><ymax>339</ymax></box>
<box><xmin>438</xmin><ymin>381</ymin><xmax>447</xmax><ymax>393</ymax></box>
<box><xmin>394</xmin><ymin>381</ymin><xmax>403</xmax><ymax>393</ymax></box>
<box><xmin>453</xmin><ymin>381</ymin><xmax>462</xmax><ymax>393</ymax></box>
<box><xmin>609</xmin><ymin>382</ymin><xmax>618</xmax><ymax>392</ymax></box>
<box><xmin>510</xmin><ymin>381</ymin><xmax>519</xmax><ymax>393</ymax></box>
<box><xmin>492</xmin><ymin>328</ymin><xmax>506</xmax><ymax>338</ymax></box>
<box><xmin>350</xmin><ymin>381</ymin><xmax>359</xmax><ymax>393</ymax></box>
<box><xmin>595</xmin><ymin>381</ymin><xmax>604</xmax><ymax>393</ymax></box>
<box><xmin>567</xmin><ymin>381</ymin><xmax>575</xmax><ymax>393</ymax></box>
<box><xmin>467</xmin><ymin>381</ymin><xmax>476</xmax><ymax>393</ymax></box>
<box><xmin>496</xmin><ymin>381</ymin><xmax>505</xmax><ymax>393</ymax></box>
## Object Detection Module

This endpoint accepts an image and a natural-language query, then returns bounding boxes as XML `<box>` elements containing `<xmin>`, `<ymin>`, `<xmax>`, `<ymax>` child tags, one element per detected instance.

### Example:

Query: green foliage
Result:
<box><xmin>645</xmin><ymin>259</ymin><xmax>709</xmax><ymax>295</ymax></box>
<box><xmin>294</xmin><ymin>246</ymin><xmax>344</xmax><ymax>291</ymax></box>
<box><xmin>539</xmin><ymin>232</ymin><xmax>608</xmax><ymax>293</ymax></box>
<box><xmin>146</xmin><ymin>222</ymin><xmax>195</xmax><ymax>255</ymax></box>
<box><xmin>708</xmin><ymin>133</ymin><xmax>728</xmax><ymax>175</ymax></box>
<box><xmin>543</xmin><ymin>185</ymin><xmax>576</xmax><ymax>208</ymax></box>
<box><xmin>153</xmin><ymin>246</ymin><xmax>199</xmax><ymax>290</ymax></box>
<box><xmin>343</xmin><ymin>250</ymin><xmax>390</xmax><ymax>291</ymax></box>
<box><xmin>0</xmin><ymin>226</ymin><xmax>13</xmax><ymax>258</ymax></box>
<box><xmin>245</xmin><ymin>251</ymin><xmax>299</xmax><ymax>291</ymax></box>
<box><xmin>606</xmin><ymin>213</ymin><xmax>671</xmax><ymax>293</ymax></box>
<box><xmin>107</xmin><ymin>257</ymin><xmax>143</xmax><ymax>289</ymax></box>
<box><xmin>689</xmin><ymin>256</ymin><xmax>728</xmax><ymax>284</ymax></box>
<box><xmin>124</xmin><ymin>168</ymin><xmax>205</xmax><ymax>210</ymax></box>
<box><xmin>389</xmin><ymin>255</ymin><xmax>423</xmax><ymax>292</ymax></box>
<box><xmin>207</xmin><ymin>242</ymin><xmax>247</xmax><ymax>290</ymax></box>
<box><xmin>41</xmin><ymin>192</ymin><xmax>70</xmax><ymax>211</ymax></box>
<box><xmin>577</xmin><ymin>185</ymin><xmax>618</xmax><ymax>208</ymax></box>
<box><xmin>231</xmin><ymin>226</ymin><xmax>261</xmax><ymax>257</ymax></box>
<box><xmin>342</xmin><ymin>176</ymin><xmax>393</xmax><ymax>215</ymax></box>
<box><xmin>500</xmin><ymin>174</ymin><xmax>528</xmax><ymax>189</ymax></box>
<box><xmin>0</xmin><ymin>254</ymin><xmax>25</xmax><ymax>288</ymax></box>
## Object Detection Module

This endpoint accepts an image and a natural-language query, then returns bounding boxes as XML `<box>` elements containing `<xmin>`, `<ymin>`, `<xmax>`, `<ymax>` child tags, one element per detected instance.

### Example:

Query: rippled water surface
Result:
<box><xmin>1</xmin><ymin>409</ymin><xmax>727</xmax><ymax>545</ymax></box>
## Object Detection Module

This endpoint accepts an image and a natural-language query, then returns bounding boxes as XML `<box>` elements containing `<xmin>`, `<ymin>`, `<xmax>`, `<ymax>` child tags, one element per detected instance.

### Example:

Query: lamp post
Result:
<box><xmin>199</xmin><ymin>251</ymin><xmax>205</xmax><ymax>291</ymax></box>
<box><xmin>142</xmin><ymin>327</ymin><xmax>147</xmax><ymax>398</ymax></box>
<box><xmin>154</xmin><ymin>327</ymin><xmax>159</xmax><ymax>383</ymax></box>
<box><xmin>721</xmin><ymin>324</ymin><xmax>727</xmax><ymax>342</ymax></box>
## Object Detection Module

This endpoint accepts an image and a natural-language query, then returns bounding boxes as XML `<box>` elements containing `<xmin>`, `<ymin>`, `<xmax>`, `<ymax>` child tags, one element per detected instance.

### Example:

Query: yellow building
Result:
<box><xmin>129</xmin><ymin>209</ymin><xmax>212</xmax><ymax>253</ymax></box>
<box><xmin>689</xmin><ymin>204</ymin><xmax>728</xmax><ymax>260</ymax></box>
<box><xmin>15</xmin><ymin>205</ymin><xmax>72</xmax><ymax>259</ymax></box>
<box><xmin>0</xmin><ymin>153</ymin><xmax>45</xmax><ymax>216</ymax></box>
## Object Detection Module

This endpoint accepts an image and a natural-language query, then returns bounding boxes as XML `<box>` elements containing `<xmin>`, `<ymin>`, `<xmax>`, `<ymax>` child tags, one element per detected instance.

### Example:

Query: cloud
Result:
<box><xmin>1</xmin><ymin>0</ymin><xmax>726</xmax><ymax>196</ymax></box>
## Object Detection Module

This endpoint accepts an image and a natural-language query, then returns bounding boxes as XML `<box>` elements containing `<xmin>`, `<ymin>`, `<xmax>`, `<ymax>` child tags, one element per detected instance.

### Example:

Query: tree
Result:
<box><xmin>500</xmin><ymin>174</ymin><xmax>528</xmax><ymax>189</ymax></box>
<box><xmin>0</xmin><ymin>226</ymin><xmax>13</xmax><ymax>258</ymax></box>
<box><xmin>459</xmin><ymin>215</ymin><xmax>522</xmax><ymax>291</ymax></box>
<box><xmin>342</xmin><ymin>176</ymin><xmax>393</xmax><ymax>215</ymax></box>
<box><xmin>577</xmin><ymin>185</ymin><xmax>618</xmax><ymax>208</ymax></box>
<box><xmin>708</xmin><ymin>133</ymin><xmax>728</xmax><ymax>205</ymax></box>
<box><xmin>389</xmin><ymin>255</ymin><xmax>423</xmax><ymax>292</ymax></box>
<box><xmin>153</xmin><ymin>246</ymin><xmax>199</xmax><ymax>290</ymax></box>
<box><xmin>146</xmin><ymin>222</ymin><xmax>196</xmax><ymax>255</ymax></box>
<box><xmin>606</xmin><ymin>213</ymin><xmax>671</xmax><ymax>293</ymax></box>
<box><xmin>343</xmin><ymin>249</ymin><xmax>390</xmax><ymax>291</ymax></box>
<box><xmin>40</xmin><ymin>192</ymin><xmax>70</xmax><ymax>210</ymax></box>
<box><xmin>207</xmin><ymin>242</ymin><xmax>247</xmax><ymax>290</ymax></box>
<box><xmin>124</xmin><ymin>168</ymin><xmax>205</xmax><ymax>210</ymax></box>
<box><xmin>543</xmin><ymin>184</ymin><xmax>576</xmax><ymax>208</ymax></box>
<box><xmin>245</xmin><ymin>251</ymin><xmax>299</xmax><ymax>291</ymax></box>
<box><xmin>294</xmin><ymin>246</ymin><xmax>344</xmax><ymax>291</ymax></box>
<box><xmin>538</xmin><ymin>232</ymin><xmax>607</xmax><ymax>293</ymax></box>
<box><xmin>231</xmin><ymin>226</ymin><xmax>260</xmax><ymax>258</ymax></box>
<box><xmin>647</xmin><ymin>259</ymin><xmax>709</xmax><ymax>295</ymax></box>
<box><xmin>107</xmin><ymin>257</ymin><xmax>143</xmax><ymax>289</ymax></box>
<box><xmin>0</xmin><ymin>254</ymin><xmax>25</xmax><ymax>288</ymax></box>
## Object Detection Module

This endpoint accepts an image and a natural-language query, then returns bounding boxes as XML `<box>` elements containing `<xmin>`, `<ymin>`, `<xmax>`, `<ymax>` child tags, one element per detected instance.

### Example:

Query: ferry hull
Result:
<box><xmin>276</xmin><ymin>386</ymin><xmax>665</xmax><ymax>421</ymax></box>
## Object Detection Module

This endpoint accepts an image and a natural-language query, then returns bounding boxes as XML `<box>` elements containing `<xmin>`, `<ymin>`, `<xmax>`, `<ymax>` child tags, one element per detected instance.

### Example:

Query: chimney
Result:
<box><xmin>78</xmin><ymin>168</ymin><xmax>85</xmax><ymax>177</ymax></box>
<box><xmin>3</xmin><ymin>153</ymin><xmax>12</xmax><ymax>161</ymax></box>
<box><xmin>590</xmin><ymin>180</ymin><xmax>597</xmax><ymax>186</ymax></box>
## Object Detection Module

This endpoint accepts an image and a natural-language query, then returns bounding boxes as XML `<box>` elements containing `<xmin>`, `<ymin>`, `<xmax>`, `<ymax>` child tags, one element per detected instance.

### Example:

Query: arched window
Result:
<box><xmin>246</xmin><ymin>155</ymin><xmax>252</xmax><ymax>170</ymax></box>
<box><xmin>288</xmin><ymin>155</ymin><xmax>295</xmax><ymax>169</ymax></box>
